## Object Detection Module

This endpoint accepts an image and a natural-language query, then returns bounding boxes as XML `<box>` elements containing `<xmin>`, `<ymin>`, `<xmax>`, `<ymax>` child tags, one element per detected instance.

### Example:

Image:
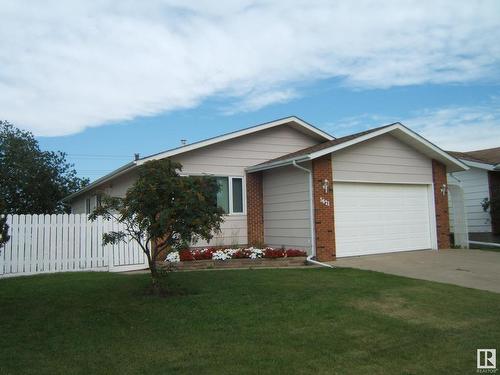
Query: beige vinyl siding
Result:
<box><xmin>70</xmin><ymin>171</ymin><xmax>138</xmax><ymax>214</ymax></box>
<box><xmin>71</xmin><ymin>125</ymin><xmax>320</xmax><ymax>246</ymax></box>
<box><xmin>332</xmin><ymin>134</ymin><xmax>433</xmax><ymax>184</ymax></box>
<box><xmin>448</xmin><ymin>167</ymin><xmax>491</xmax><ymax>233</ymax></box>
<box><xmin>191</xmin><ymin>216</ymin><xmax>248</xmax><ymax>248</ymax></box>
<box><xmin>172</xmin><ymin>126</ymin><xmax>318</xmax><ymax>176</ymax></box>
<box><xmin>263</xmin><ymin>164</ymin><xmax>312</xmax><ymax>252</ymax></box>
<box><xmin>70</xmin><ymin>197</ymin><xmax>87</xmax><ymax>214</ymax></box>
<box><xmin>169</xmin><ymin>126</ymin><xmax>318</xmax><ymax>247</ymax></box>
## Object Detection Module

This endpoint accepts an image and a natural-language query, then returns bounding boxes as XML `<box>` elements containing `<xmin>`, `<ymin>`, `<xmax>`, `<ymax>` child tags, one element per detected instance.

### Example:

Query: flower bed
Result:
<box><xmin>160</xmin><ymin>247</ymin><xmax>308</xmax><ymax>271</ymax></box>
<box><xmin>166</xmin><ymin>247</ymin><xmax>307</xmax><ymax>262</ymax></box>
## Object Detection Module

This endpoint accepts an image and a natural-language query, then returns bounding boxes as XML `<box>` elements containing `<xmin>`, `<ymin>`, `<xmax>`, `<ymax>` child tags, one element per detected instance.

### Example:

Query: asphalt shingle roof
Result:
<box><xmin>448</xmin><ymin>147</ymin><xmax>500</xmax><ymax>165</ymax></box>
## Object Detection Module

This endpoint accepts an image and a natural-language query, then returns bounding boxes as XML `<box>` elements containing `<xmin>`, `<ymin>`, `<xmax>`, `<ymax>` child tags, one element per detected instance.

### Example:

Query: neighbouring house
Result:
<box><xmin>64</xmin><ymin>116</ymin><xmax>467</xmax><ymax>261</ymax></box>
<box><xmin>447</xmin><ymin>148</ymin><xmax>500</xmax><ymax>242</ymax></box>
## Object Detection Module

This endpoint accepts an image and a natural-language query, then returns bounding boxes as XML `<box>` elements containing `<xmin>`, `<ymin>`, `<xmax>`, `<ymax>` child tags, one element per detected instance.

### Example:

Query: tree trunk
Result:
<box><xmin>147</xmin><ymin>255</ymin><xmax>166</xmax><ymax>296</ymax></box>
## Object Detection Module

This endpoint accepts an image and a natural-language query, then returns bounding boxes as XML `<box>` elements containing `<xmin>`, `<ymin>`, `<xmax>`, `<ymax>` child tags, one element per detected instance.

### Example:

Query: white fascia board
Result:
<box><xmin>245</xmin><ymin>155</ymin><xmax>310</xmax><ymax>172</ymax></box>
<box><xmin>461</xmin><ymin>159</ymin><xmax>496</xmax><ymax>171</ymax></box>
<box><xmin>308</xmin><ymin>124</ymin><xmax>469</xmax><ymax>171</ymax></box>
<box><xmin>138</xmin><ymin>116</ymin><xmax>333</xmax><ymax>165</ymax></box>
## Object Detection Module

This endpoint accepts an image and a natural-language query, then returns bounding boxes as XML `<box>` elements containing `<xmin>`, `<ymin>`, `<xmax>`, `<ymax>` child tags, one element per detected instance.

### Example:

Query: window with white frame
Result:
<box><xmin>215</xmin><ymin>176</ymin><xmax>244</xmax><ymax>214</ymax></box>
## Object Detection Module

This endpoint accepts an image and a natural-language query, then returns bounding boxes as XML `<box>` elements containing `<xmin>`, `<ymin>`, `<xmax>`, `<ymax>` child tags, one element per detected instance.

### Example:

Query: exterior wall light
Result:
<box><xmin>440</xmin><ymin>184</ymin><xmax>448</xmax><ymax>196</ymax></box>
<box><xmin>322</xmin><ymin>179</ymin><xmax>329</xmax><ymax>193</ymax></box>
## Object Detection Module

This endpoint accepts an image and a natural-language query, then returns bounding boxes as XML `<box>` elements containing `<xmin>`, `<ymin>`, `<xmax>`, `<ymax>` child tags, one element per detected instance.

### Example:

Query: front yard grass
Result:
<box><xmin>0</xmin><ymin>268</ymin><xmax>499</xmax><ymax>374</ymax></box>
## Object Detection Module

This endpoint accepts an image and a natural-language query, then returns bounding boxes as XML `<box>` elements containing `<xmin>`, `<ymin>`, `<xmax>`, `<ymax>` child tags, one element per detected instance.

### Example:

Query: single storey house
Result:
<box><xmin>448</xmin><ymin>148</ymin><xmax>500</xmax><ymax>241</ymax></box>
<box><xmin>64</xmin><ymin>116</ymin><xmax>468</xmax><ymax>261</ymax></box>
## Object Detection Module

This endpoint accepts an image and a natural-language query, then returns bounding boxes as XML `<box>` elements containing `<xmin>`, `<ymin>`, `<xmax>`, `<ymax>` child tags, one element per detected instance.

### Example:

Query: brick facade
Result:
<box><xmin>432</xmin><ymin>160</ymin><xmax>451</xmax><ymax>249</ymax></box>
<box><xmin>312</xmin><ymin>155</ymin><xmax>336</xmax><ymax>261</ymax></box>
<box><xmin>488</xmin><ymin>171</ymin><xmax>500</xmax><ymax>235</ymax></box>
<box><xmin>246</xmin><ymin>171</ymin><xmax>264</xmax><ymax>246</ymax></box>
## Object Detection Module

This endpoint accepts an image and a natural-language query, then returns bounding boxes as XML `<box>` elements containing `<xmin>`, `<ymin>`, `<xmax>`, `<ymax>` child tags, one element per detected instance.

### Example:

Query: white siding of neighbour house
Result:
<box><xmin>332</xmin><ymin>134</ymin><xmax>433</xmax><ymax>184</ymax></box>
<box><xmin>263</xmin><ymin>164</ymin><xmax>312</xmax><ymax>253</ymax></box>
<box><xmin>447</xmin><ymin>167</ymin><xmax>491</xmax><ymax>233</ymax></box>
<box><xmin>70</xmin><ymin>125</ymin><xmax>320</xmax><ymax>247</ymax></box>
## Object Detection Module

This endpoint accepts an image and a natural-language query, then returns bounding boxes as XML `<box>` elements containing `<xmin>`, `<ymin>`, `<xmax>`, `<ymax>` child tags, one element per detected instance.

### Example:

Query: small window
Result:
<box><xmin>232</xmin><ymin>178</ymin><xmax>243</xmax><ymax>213</ymax></box>
<box><xmin>215</xmin><ymin>176</ymin><xmax>244</xmax><ymax>215</ymax></box>
<box><xmin>85</xmin><ymin>198</ymin><xmax>91</xmax><ymax>214</ymax></box>
<box><xmin>96</xmin><ymin>194</ymin><xmax>102</xmax><ymax>208</ymax></box>
<box><xmin>216</xmin><ymin>177</ymin><xmax>229</xmax><ymax>213</ymax></box>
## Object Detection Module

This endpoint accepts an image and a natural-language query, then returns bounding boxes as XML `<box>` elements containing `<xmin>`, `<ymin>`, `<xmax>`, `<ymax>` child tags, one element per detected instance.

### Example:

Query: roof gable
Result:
<box><xmin>138</xmin><ymin>116</ymin><xmax>333</xmax><ymax>164</ymax></box>
<box><xmin>247</xmin><ymin>123</ymin><xmax>468</xmax><ymax>173</ymax></box>
<box><xmin>64</xmin><ymin>116</ymin><xmax>333</xmax><ymax>202</ymax></box>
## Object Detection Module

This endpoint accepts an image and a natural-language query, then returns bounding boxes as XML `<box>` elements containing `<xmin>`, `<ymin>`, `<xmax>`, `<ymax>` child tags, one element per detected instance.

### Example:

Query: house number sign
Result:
<box><xmin>320</xmin><ymin>197</ymin><xmax>330</xmax><ymax>206</ymax></box>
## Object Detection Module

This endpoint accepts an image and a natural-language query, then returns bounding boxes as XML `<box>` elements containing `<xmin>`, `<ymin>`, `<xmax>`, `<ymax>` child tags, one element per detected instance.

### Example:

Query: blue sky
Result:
<box><xmin>38</xmin><ymin>81</ymin><xmax>499</xmax><ymax>181</ymax></box>
<box><xmin>2</xmin><ymin>1</ymin><xmax>500</xmax><ymax>181</ymax></box>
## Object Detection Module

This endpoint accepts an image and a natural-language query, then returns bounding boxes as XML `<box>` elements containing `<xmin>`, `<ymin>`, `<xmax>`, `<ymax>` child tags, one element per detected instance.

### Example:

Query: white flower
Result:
<box><xmin>212</xmin><ymin>250</ymin><xmax>231</xmax><ymax>261</ymax></box>
<box><xmin>224</xmin><ymin>248</ymin><xmax>240</xmax><ymax>256</ymax></box>
<box><xmin>165</xmin><ymin>251</ymin><xmax>180</xmax><ymax>263</ymax></box>
<box><xmin>248</xmin><ymin>248</ymin><xmax>264</xmax><ymax>259</ymax></box>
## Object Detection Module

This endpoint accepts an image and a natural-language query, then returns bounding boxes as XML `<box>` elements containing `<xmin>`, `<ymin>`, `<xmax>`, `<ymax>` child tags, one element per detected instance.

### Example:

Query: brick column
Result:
<box><xmin>488</xmin><ymin>171</ymin><xmax>500</xmax><ymax>234</ymax></box>
<box><xmin>246</xmin><ymin>171</ymin><xmax>264</xmax><ymax>246</ymax></box>
<box><xmin>432</xmin><ymin>160</ymin><xmax>450</xmax><ymax>249</ymax></box>
<box><xmin>312</xmin><ymin>155</ymin><xmax>336</xmax><ymax>261</ymax></box>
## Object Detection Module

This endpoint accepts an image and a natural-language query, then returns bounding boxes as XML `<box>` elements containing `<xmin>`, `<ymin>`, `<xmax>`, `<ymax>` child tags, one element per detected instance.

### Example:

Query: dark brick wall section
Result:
<box><xmin>432</xmin><ymin>160</ymin><xmax>451</xmax><ymax>249</ymax></box>
<box><xmin>246</xmin><ymin>171</ymin><xmax>264</xmax><ymax>246</ymax></box>
<box><xmin>488</xmin><ymin>171</ymin><xmax>500</xmax><ymax>235</ymax></box>
<box><xmin>312</xmin><ymin>155</ymin><xmax>336</xmax><ymax>261</ymax></box>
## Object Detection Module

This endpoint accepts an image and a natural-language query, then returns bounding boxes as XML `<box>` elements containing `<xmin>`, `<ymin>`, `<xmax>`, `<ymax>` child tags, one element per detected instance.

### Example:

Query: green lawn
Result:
<box><xmin>1</xmin><ymin>269</ymin><xmax>499</xmax><ymax>375</ymax></box>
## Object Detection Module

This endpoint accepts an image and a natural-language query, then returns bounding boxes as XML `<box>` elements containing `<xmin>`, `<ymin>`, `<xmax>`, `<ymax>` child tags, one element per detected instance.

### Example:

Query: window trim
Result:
<box><xmin>228</xmin><ymin>176</ymin><xmax>245</xmax><ymax>215</ymax></box>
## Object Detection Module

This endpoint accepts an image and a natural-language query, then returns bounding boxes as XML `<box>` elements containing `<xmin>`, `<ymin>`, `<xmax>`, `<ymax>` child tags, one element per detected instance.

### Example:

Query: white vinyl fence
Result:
<box><xmin>0</xmin><ymin>214</ymin><xmax>149</xmax><ymax>278</ymax></box>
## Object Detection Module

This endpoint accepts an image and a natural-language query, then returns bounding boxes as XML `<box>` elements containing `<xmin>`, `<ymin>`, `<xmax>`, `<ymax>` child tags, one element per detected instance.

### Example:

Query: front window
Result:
<box><xmin>216</xmin><ymin>176</ymin><xmax>244</xmax><ymax>214</ymax></box>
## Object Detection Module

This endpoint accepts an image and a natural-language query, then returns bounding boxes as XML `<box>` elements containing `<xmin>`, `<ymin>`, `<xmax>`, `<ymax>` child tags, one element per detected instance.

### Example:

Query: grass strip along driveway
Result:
<box><xmin>0</xmin><ymin>268</ymin><xmax>499</xmax><ymax>374</ymax></box>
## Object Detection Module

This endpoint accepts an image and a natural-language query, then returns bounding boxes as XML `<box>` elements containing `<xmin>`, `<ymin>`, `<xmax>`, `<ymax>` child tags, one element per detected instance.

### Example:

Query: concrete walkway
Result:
<box><xmin>332</xmin><ymin>249</ymin><xmax>500</xmax><ymax>293</ymax></box>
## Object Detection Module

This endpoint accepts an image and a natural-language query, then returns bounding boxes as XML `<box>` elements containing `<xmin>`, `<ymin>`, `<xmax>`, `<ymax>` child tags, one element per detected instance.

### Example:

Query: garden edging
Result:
<box><xmin>158</xmin><ymin>256</ymin><xmax>308</xmax><ymax>271</ymax></box>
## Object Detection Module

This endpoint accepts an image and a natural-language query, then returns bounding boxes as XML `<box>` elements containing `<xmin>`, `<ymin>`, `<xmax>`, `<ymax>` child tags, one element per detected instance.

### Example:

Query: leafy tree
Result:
<box><xmin>0</xmin><ymin>121</ymin><xmax>89</xmax><ymax>213</ymax></box>
<box><xmin>90</xmin><ymin>159</ymin><xmax>224</xmax><ymax>294</ymax></box>
<box><xmin>0</xmin><ymin>199</ymin><xmax>9</xmax><ymax>249</ymax></box>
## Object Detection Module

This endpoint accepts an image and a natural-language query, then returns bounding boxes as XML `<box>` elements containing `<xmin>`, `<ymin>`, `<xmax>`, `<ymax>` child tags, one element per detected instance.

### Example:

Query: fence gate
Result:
<box><xmin>0</xmin><ymin>214</ymin><xmax>149</xmax><ymax>278</ymax></box>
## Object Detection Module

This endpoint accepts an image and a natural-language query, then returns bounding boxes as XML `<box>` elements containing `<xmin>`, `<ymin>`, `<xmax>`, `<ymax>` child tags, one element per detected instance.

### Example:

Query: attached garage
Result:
<box><xmin>248</xmin><ymin>122</ymin><xmax>468</xmax><ymax>262</ymax></box>
<box><xmin>329</xmin><ymin>132</ymin><xmax>438</xmax><ymax>257</ymax></box>
<box><xmin>334</xmin><ymin>182</ymin><xmax>433</xmax><ymax>257</ymax></box>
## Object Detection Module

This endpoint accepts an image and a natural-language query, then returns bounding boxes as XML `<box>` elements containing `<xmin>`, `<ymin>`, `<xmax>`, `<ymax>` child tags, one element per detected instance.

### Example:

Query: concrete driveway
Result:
<box><xmin>332</xmin><ymin>249</ymin><xmax>500</xmax><ymax>293</ymax></box>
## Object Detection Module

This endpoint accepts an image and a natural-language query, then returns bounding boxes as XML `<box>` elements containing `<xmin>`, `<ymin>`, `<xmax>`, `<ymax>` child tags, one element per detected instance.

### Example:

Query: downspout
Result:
<box><xmin>292</xmin><ymin>160</ymin><xmax>334</xmax><ymax>269</ymax></box>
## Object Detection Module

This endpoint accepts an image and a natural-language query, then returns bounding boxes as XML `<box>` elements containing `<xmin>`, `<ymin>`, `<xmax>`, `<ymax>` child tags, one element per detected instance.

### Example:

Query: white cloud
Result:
<box><xmin>326</xmin><ymin>99</ymin><xmax>500</xmax><ymax>151</ymax></box>
<box><xmin>225</xmin><ymin>89</ymin><xmax>299</xmax><ymax>114</ymax></box>
<box><xmin>404</xmin><ymin>104</ymin><xmax>500</xmax><ymax>151</ymax></box>
<box><xmin>1</xmin><ymin>0</ymin><xmax>500</xmax><ymax>136</ymax></box>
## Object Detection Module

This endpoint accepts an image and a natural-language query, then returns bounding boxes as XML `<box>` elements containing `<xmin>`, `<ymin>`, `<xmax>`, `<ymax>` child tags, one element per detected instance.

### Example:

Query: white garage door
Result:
<box><xmin>334</xmin><ymin>183</ymin><xmax>432</xmax><ymax>257</ymax></box>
